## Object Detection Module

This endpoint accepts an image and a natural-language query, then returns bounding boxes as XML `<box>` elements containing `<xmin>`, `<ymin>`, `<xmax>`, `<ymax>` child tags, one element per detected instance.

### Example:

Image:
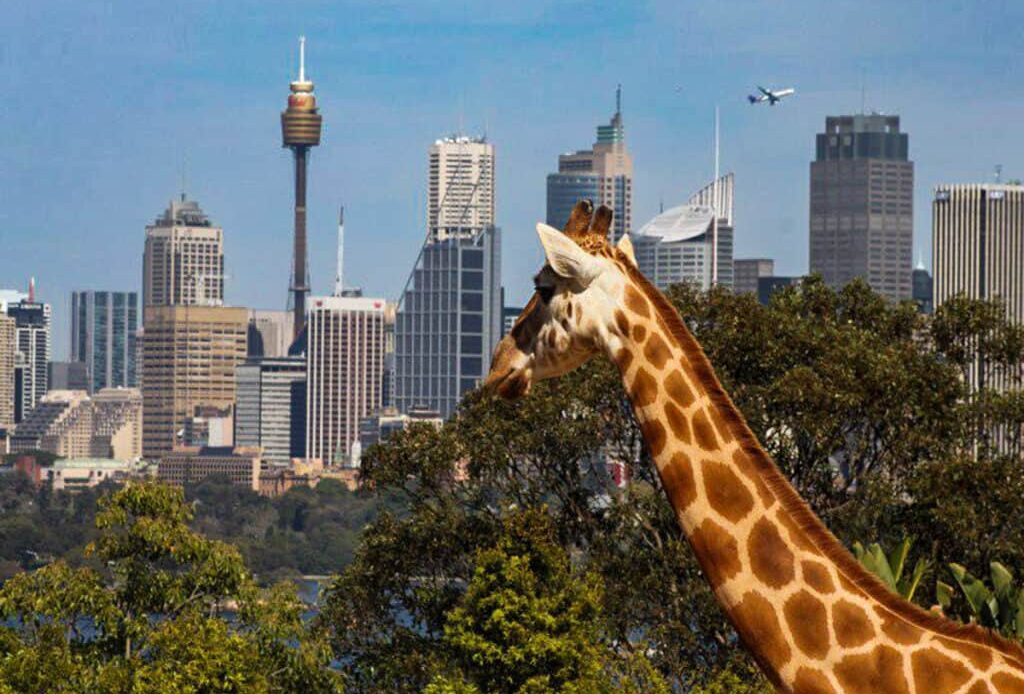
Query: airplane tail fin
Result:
<box><xmin>747</xmin><ymin>95</ymin><xmax>758</xmax><ymax>104</ymax></box>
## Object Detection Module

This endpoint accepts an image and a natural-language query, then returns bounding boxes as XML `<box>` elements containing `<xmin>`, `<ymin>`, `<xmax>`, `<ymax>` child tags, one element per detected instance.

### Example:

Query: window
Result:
<box><xmin>461</xmin><ymin>271</ymin><xmax>483</xmax><ymax>290</ymax></box>
<box><xmin>461</xmin><ymin>292</ymin><xmax>483</xmax><ymax>311</ymax></box>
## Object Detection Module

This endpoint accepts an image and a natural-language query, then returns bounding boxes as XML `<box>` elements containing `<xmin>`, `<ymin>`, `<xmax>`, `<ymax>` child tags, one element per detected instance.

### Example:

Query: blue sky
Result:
<box><xmin>3</xmin><ymin>0</ymin><xmax>1023</xmax><ymax>359</ymax></box>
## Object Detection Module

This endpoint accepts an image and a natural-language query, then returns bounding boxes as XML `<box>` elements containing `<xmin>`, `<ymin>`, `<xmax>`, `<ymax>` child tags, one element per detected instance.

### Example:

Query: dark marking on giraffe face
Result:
<box><xmin>614</xmin><ymin>347</ymin><xmax>634</xmax><ymax>373</ymax></box>
<box><xmin>876</xmin><ymin>608</ymin><xmax>921</xmax><ymax>645</ymax></box>
<box><xmin>624</xmin><ymin>284</ymin><xmax>650</xmax><ymax>318</ymax></box>
<box><xmin>911</xmin><ymin>648</ymin><xmax>971</xmax><ymax>694</ymax></box>
<box><xmin>689</xmin><ymin>518</ymin><xmax>742</xmax><ymax>590</ymax></box>
<box><xmin>935</xmin><ymin>636</ymin><xmax>992</xmax><ymax>671</ymax></box>
<box><xmin>546</xmin><ymin>330</ymin><xmax>557</xmax><ymax>348</ymax></box>
<box><xmin>993</xmin><ymin>673</ymin><xmax>1024</xmax><ymax>694</ymax></box>
<box><xmin>641</xmin><ymin>419</ymin><xmax>667</xmax><ymax>457</ymax></box>
<box><xmin>784</xmin><ymin>590</ymin><xmax>830</xmax><ymax>660</ymax></box>
<box><xmin>835</xmin><ymin>645</ymin><xmax>909</xmax><ymax>694</ymax></box>
<box><xmin>731</xmin><ymin>592</ymin><xmax>792</xmax><ymax>683</ymax></box>
<box><xmin>614</xmin><ymin>310</ymin><xmax>630</xmax><ymax>337</ymax></box>
<box><xmin>630</xmin><ymin>367</ymin><xmax>658</xmax><ymax>408</ymax></box>
<box><xmin>802</xmin><ymin>560</ymin><xmax>835</xmax><ymax>594</ymax></box>
<box><xmin>692</xmin><ymin>409</ymin><xmax>718</xmax><ymax>450</ymax></box>
<box><xmin>702</xmin><ymin>460</ymin><xmax>755</xmax><ymax>523</ymax></box>
<box><xmin>730</xmin><ymin>448</ymin><xmax>774</xmax><ymax>507</ymax></box>
<box><xmin>632</xmin><ymin>323</ymin><xmax>647</xmax><ymax>343</ymax></box>
<box><xmin>643</xmin><ymin>332</ymin><xmax>672</xmax><ymax>370</ymax></box>
<box><xmin>793</xmin><ymin>667</ymin><xmax>836</xmax><ymax>694</ymax></box>
<box><xmin>665</xmin><ymin>370</ymin><xmax>695</xmax><ymax>408</ymax></box>
<box><xmin>659</xmin><ymin>452</ymin><xmax>697</xmax><ymax>509</ymax></box>
<box><xmin>664</xmin><ymin>402</ymin><xmax>691</xmax><ymax>444</ymax></box>
<box><xmin>833</xmin><ymin>599</ymin><xmax>875</xmax><ymax>647</ymax></box>
<box><xmin>748</xmin><ymin>518</ymin><xmax>795</xmax><ymax>589</ymax></box>
<box><xmin>566</xmin><ymin>302</ymin><xmax>573</xmax><ymax>319</ymax></box>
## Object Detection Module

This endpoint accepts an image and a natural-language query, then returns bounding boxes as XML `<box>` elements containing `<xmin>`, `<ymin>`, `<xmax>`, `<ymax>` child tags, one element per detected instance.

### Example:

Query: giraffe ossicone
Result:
<box><xmin>485</xmin><ymin>199</ymin><xmax>1024</xmax><ymax>693</ymax></box>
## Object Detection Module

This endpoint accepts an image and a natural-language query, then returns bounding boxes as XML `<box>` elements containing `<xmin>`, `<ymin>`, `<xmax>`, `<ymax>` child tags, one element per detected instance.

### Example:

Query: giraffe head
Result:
<box><xmin>484</xmin><ymin>200</ymin><xmax>637</xmax><ymax>399</ymax></box>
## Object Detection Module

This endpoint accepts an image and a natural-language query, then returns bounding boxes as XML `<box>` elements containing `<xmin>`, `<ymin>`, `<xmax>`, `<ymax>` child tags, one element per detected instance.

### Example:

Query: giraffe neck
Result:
<box><xmin>607</xmin><ymin>276</ymin><xmax>1024</xmax><ymax>693</ymax></box>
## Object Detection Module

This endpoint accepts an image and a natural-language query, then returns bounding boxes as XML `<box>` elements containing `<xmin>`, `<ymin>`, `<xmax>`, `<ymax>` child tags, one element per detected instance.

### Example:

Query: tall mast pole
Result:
<box><xmin>334</xmin><ymin>206</ymin><xmax>345</xmax><ymax>297</ymax></box>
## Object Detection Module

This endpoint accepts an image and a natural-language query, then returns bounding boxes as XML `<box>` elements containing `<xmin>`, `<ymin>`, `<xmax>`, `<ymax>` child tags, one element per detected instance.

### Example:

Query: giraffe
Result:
<box><xmin>484</xmin><ymin>199</ymin><xmax>1024</xmax><ymax>693</ymax></box>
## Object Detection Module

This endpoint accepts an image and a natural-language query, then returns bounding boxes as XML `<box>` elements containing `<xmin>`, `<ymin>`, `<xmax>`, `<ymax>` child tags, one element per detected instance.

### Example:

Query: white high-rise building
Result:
<box><xmin>6</xmin><ymin>298</ymin><xmax>51</xmax><ymax>423</ymax></box>
<box><xmin>306</xmin><ymin>296</ymin><xmax>386</xmax><ymax>466</ymax></box>
<box><xmin>235</xmin><ymin>356</ymin><xmax>306</xmax><ymax>467</ymax></box>
<box><xmin>427</xmin><ymin>136</ymin><xmax>495</xmax><ymax>241</ymax></box>
<box><xmin>143</xmin><ymin>196</ymin><xmax>225</xmax><ymax>308</ymax></box>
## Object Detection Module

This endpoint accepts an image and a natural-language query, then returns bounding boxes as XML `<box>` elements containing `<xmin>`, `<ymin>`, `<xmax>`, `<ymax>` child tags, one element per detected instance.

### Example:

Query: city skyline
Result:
<box><xmin>4</xmin><ymin>2</ymin><xmax>1024</xmax><ymax>361</ymax></box>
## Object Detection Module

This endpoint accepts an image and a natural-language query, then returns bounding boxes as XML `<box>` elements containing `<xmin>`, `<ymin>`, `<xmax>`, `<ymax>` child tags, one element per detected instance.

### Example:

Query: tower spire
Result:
<box><xmin>334</xmin><ymin>205</ymin><xmax>345</xmax><ymax>297</ymax></box>
<box><xmin>298</xmin><ymin>35</ymin><xmax>306</xmax><ymax>82</ymax></box>
<box><xmin>616</xmin><ymin>83</ymin><xmax>622</xmax><ymax>115</ymax></box>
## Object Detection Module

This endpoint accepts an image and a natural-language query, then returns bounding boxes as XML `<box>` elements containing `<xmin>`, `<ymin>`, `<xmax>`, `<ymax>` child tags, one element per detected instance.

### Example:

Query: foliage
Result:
<box><xmin>321</xmin><ymin>276</ymin><xmax>1024</xmax><ymax>689</ymax></box>
<box><xmin>937</xmin><ymin>562</ymin><xmax>1024</xmax><ymax>640</ymax></box>
<box><xmin>853</xmin><ymin>537</ymin><xmax>928</xmax><ymax>602</ymax></box>
<box><xmin>0</xmin><ymin>482</ymin><xmax>342</xmax><ymax>692</ymax></box>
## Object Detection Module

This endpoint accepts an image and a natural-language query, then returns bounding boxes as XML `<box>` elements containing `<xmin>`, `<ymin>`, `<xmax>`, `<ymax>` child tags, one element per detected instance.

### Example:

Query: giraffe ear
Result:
<box><xmin>616</xmin><ymin>234</ymin><xmax>637</xmax><ymax>267</ymax></box>
<box><xmin>536</xmin><ymin>223</ymin><xmax>602</xmax><ymax>285</ymax></box>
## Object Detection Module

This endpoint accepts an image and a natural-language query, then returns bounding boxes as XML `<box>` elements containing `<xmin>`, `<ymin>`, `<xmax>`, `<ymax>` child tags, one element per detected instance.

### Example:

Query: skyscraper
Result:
<box><xmin>246</xmin><ymin>310</ymin><xmax>295</xmax><ymax>358</ymax></box>
<box><xmin>632</xmin><ymin>174</ymin><xmax>734</xmax><ymax>291</ymax></box>
<box><xmin>6</xmin><ymin>296</ymin><xmax>51</xmax><ymax>424</ymax></box>
<box><xmin>142</xmin><ymin>197</ymin><xmax>225</xmax><ymax>308</ymax></box>
<box><xmin>911</xmin><ymin>261</ymin><xmax>933</xmax><ymax>314</ymax></box>
<box><xmin>281</xmin><ymin>36</ymin><xmax>323</xmax><ymax>341</ymax></box>
<box><xmin>395</xmin><ymin>136</ymin><xmax>502</xmax><ymax>419</ymax></box>
<box><xmin>810</xmin><ymin>114</ymin><xmax>913</xmax><ymax>300</ymax></box>
<box><xmin>0</xmin><ymin>315</ymin><xmax>14</xmax><ymax>431</ymax></box>
<box><xmin>306</xmin><ymin>296</ymin><xmax>386</xmax><ymax>466</ymax></box>
<box><xmin>547</xmin><ymin>86</ymin><xmax>633</xmax><ymax>242</ymax></box>
<box><xmin>141</xmin><ymin>305</ymin><xmax>248</xmax><ymax>458</ymax></box>
<box><xmin>71</xmin><ymin>290</ymin><xmax>139</xmax><ymax>392</ymax></box>
<box><xmin>934</xmin><ymin>183</ymin><xmax>1024</xmax><ymax>325</ymax></box>
<box><xmin>733</xmin><ymin>259</ymin><xmax>775</xmax><ymax>296</ymax></box>
<box><xmin>234</xmin><ymin>356</ymin><xmax>306</xmax><ymax>467</ymax></box>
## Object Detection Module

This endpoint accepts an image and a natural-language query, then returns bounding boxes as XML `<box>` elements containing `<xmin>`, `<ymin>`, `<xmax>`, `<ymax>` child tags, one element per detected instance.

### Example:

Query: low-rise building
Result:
<box><xmin>46</xmin><ymin>458</ymin><xmax>141</xmax><ymax>492</ymax></box>
<box><xmin>10</xmin><ymin>388</ymin><xmax>142</xmax><ymax>461</ymax></box>
<box><xmin>157</xmin><ymin>446</ymin><xmax>262</xmax><ymax>491</ymax></box>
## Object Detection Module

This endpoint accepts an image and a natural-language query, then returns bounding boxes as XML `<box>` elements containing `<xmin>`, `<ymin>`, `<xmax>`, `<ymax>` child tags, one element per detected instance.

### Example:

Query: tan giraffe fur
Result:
<box><xmin>484</xmin><ymin>200</ymin><xmax>1024</xmax><ymax>693</ymax></box>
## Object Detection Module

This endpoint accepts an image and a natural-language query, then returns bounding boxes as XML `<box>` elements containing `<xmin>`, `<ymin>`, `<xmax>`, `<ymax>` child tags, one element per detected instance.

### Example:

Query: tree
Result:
<box><xmin>0</xmin><ymin>482</ymin><xmax>342</xmax><ymax>693</ymax></box>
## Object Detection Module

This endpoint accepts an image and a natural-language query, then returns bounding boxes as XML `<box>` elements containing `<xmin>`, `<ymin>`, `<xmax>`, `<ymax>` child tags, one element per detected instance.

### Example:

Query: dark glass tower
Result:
<box><xmin>809</xmin><ymin>114</ymin><xmax>913</xmax><ymax>300</ymax></box>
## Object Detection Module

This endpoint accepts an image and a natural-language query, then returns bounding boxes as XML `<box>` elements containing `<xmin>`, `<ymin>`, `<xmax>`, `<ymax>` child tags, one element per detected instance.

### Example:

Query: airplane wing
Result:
<box><xmin>757</xmin><ymin>85</ymin><xmax>773</xmax><ymax>97</ymax></box>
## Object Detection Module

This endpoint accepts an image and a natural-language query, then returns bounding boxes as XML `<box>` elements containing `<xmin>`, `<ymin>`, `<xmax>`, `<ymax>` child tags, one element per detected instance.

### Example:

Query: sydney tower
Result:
<box><xmin>281</xmin><ymin>36</ymin><xmax>322</xmax><ymax>341</ymax></box>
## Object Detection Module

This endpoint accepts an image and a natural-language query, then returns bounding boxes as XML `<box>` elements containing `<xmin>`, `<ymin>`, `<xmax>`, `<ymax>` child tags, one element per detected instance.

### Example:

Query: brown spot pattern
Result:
<box><xmin>614</xmin><ymin>310</ymin><xmax>630</xmax><ymax>336</ymax></box>
<box><xmin>624</xmin><ymin>284</ymin><xmax>650</xmax><ymax>318</ymax></box>
<box><xmin>632</xmin><ymin>323</ymin><xmax>647</xmax><ymax>343</ymax></box>
<box><xmin>732</xmin><ymin>448</ymin><xmax>774</xmax><ymax>507</ymax></box>
<box><xmin>833</xmin><ymin>599</ymin><xmax>875</xmax><ymax>647</ymax></box>
<box><xmin>993</xmin><ymin>673</ymin><xmax>1024</xmax><ymax>694</ymax></box>
<box><xmin>665</xmin><ymin>369</ymin><xmax>696</xmax><ymax>408</ymax></box>
<box><xmin>778</xmin><ymin>510</ymin><xmax>816</xmax><ymax>552</ymax></box>
<box><xmin>702</xmin><ymin>460</ymin><xmax>755</xmax><ymax>523</ymax></box>
<box><xmin>748</xmin><ymin>518</ymin><xmax>795</xmax><ymax>588</ymax></box>
<box><xmin>793</xmin><ymin>667</ymin><xmax>836</xmax><ymax>694</ymax></box>
<box><xmin>784</xmin><ymin>590</ymin><xmax>830</xmax><ymax>660</ymax></box>
<box><xmin>835</xmin><ymin>646</ymin><xmax>909</xmax><ymax>694</ymax></box>
<box><xmin>659</xmin><ymin>452</ymin><xmax>696</xmax><ymax>509</ymax></box>
<box><xmin>802</xmin><ymin>560</ymin><xmax>835</xmax><ymax>595</ymax></box>
<box><xmin>936</xmin><ymin>637</ymin><xmax>993</xmax><ymax>671</ymax></box>
<box><xmin>643</xmin><ymin>332</ymin><xmax>672</xmax><ymax>370</ymax></box>
<box><xmin>911</xmin><ymin>649</ymin><xmax>971</xmax><ymax>694</ymax></box>
<box><xmin>641</xmin><ymin>419</ymin><xmax>667</xmax><ymax>458</ymax></box>
<box><xmin>692</xmin><ymin>409</ymin><xmax>718</xmax><ymax>450</ymax></box>
<box><xmin>664</xmin><ymin>402</ymin><xmax>691</xmax><ymax>444</ymax></box>
<box><xmin>690</xmin><ymin>518</ymin><xmax>742</xmax><ymax>590</ymax></box>
<box><xmin>732</xmin><ymin>592</ymin><xmax>792</xmax><ymax>675</ymax></box>
<box><xmin>614</xmin><ymin>347</ymin><xmax>634</xmax><ymax>373</ymax></box>
<box><xmin>708</xmin><ymin>407</ymin><xmax>734</xmax><ymax>443</ymax></box>
<box><xmin>630</xmin><ymin>367</ymin><xmax>658</xmax><ymax>408</ymax></box>
<box><xmin>877</xmin><ymin>611</ymin><xmax>921</xmax><ymax>645</ymax></box>
<box><xmin>967</xmin><ymin>681</ymin><xmax>993</xmax><ymax>694</ymax></box>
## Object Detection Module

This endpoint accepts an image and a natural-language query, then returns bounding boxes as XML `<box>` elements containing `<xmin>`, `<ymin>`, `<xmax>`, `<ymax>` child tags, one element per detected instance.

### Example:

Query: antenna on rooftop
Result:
<box><xmin>298</xmin><ymin>35</ymin><xmax>306</xmax><ymax>82</ymax></box>
<box><xmin>616</xmin><ymin>83</ymin><xmax>622</xmax><ymax>115</ymax></box>
<box><xmin>995</xmin><ymin>164</ymin><xmax>1003</xmax><ymax>184</ymax></box>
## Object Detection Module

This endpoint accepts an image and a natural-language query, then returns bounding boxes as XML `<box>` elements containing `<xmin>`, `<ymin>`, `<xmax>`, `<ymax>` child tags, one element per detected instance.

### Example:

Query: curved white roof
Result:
<box><xmin>633</xmin><ymin>203</ymin><xmax>714</xmax><ymax>243</ymax></box>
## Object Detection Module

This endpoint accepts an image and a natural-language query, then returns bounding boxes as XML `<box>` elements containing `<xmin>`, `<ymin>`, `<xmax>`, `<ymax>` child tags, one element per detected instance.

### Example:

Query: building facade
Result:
<box><xmin>427</xmin><ymin>136</ymin><xmax>495</xmax><ymax>242</ymax></box>
<box><xmin>734</xmin><ymin>258</ymin><xmax>775</xmax><ymax>296</ymax></box>
<box><xmin>306</xmin><ymin>296</ymin><xmax>386</xmax><ymax>466</ymax></box>
<box><xmin>246</xmin><ymin>309</ymin><xmax>295</xmax><ymax>358</ymax></box>
<box><xmin>547</xmin><ymin>88</ymin><xmax>633</xmax><ymax>241</ymax></box>
<box><xmin>158</xmin><ymin>446</ymin><xmax>261</xmax><ymax>491</ymax></box>
<box><xmin>633</xmin><ymin>174</ymin><xmax>734</xmax><ymax>291</ymax></box>
<box><xmin>234</xmin><ymin>356</ymin><xmax>306</xmax><ymax>466</ymax></box>
<box><xmin>143</xmin><ymin>197</ymin><xmax>224</xmax><ymax>308</ymax></box>
<box><xmin>71</xmin><ymin>290</ymin><xmax>138</xmax><ymax>392</ymax></box>
<box><xmin>6</xmin><ymin>300</ymin><xmax>51</xmax><ymax>423</ymax></box>
<box><xmin>10</xmin><ymin>388</ymin><xmax>142</xmax><ymax>461</ymax></box>
<box><xmin>810</xmin><ymin>114</ymin><xmax>913</xmax><ymax>300</ymax></box>
<box><xmin>141</xmin><ymin>305</ymin><xmax>248</xmax><ymax>458</ymax></box>
<box><xmin>912</xmin><ymin>262</ymin><xmax>933</xmax><ymax>314</ymax></box>
<box><xmin>0</xmin><ymin>315</ymin><xmax>14</xmax><ymax>430</ymax></box>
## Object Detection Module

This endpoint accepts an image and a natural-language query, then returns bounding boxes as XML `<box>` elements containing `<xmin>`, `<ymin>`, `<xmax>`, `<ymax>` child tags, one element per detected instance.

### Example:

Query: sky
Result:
<box><xmin>3</xmin><ymin>0</ymin><xmax>1024</xmax><ymax>359</ymax></box>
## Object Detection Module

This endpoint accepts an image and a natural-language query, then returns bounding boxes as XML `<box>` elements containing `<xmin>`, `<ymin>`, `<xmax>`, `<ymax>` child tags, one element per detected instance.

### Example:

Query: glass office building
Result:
<box><xmin>71</xmin><ymin>291</ymin><xmax>139</xmax><ymax>393</ymax></box>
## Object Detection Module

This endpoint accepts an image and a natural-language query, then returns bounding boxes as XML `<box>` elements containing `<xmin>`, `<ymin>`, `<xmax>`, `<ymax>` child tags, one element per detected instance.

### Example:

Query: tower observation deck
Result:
<box><xmin>281</xmin><ymin>36</ymin><xmax>323</xmax><ymax>342</ymax></box>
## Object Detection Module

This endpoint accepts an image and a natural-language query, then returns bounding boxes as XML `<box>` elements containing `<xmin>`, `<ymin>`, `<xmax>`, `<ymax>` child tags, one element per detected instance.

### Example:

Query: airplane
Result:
<box><xmin>747</xmin><ymin>86</ymin><xmax>795</xmax><ymax>105</ymax></box>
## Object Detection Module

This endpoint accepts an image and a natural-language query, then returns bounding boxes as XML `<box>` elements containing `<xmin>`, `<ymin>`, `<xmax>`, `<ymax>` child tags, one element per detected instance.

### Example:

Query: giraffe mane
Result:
<box><xmin>612</xmin><ymin>248</ymin><xmax>1024</xmax><ymax>668</ymax></box>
